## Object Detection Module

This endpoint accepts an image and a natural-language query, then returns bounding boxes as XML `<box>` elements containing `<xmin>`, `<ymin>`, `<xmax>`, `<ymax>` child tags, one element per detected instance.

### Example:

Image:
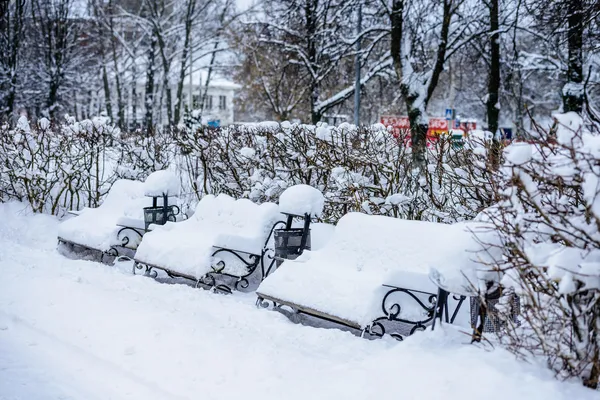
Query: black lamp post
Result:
<box><xmin>143</xmin><ymin>193</ymin><xmax>180</xmax><ymax>231</ymax></box>
<box><xmin>273</xmin><ymin>212</ymin><xmax>312</xmax><ymax>267</ymax></box>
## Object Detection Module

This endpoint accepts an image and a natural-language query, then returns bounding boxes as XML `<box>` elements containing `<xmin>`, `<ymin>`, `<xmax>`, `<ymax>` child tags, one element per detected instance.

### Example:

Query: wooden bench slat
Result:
<box><xmin>257</xmin><ymin>292</ymin><xmax>363</xmax><ymax>330</ymax></box>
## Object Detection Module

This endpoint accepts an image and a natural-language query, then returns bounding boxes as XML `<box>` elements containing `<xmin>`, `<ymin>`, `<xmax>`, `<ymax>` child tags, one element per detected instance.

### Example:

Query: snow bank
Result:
<box><xmin>258</xmin><ymin>212</ymin><xmax>495</xmax><ymax>328</ymax></box>
<box><xmin>2</xmin><ymin>203</ymin><xmax>598</xmax><ymax>400</ymax></box>
<box><xmin>57</xmin><ymin>179</ymin><xmax>148</xmax><ymax>251</ymax></box>
<box><xmin>134</xmin><ymin>194</ymin><xmax>283</xmax><ymax>278</ymax></box>
<box><xmin>143</xmin><ymin>170</ymin><xmax>180</xmax><ymax>197</ymax></box>
<box><xmin>279</xmin><ymin>184</ymin><xmax>325</xmax><ymax>217</ymax></box>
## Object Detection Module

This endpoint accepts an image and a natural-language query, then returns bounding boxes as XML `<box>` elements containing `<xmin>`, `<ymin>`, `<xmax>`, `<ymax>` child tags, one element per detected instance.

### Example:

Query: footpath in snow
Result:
<box><xmin>0</xmin><ymin>202</ymin><xmax>596</xmax><ymax>400</ymax></box>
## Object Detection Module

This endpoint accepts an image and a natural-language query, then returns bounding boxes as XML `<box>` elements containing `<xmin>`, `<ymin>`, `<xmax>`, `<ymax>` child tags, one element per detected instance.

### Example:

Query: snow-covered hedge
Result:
<box><xmin>174</xmin><ymin>122</ymin><xmax>495</xmax><ymax>223</ymax></box>
<box><xmin>480</xmin><ymin>112</ymin><xmax>600</xmax><ymax>388</ymax></box>
<box><xmin>0</xmin><ymin>117</ymin><xmax>495</xmax><ymax>222</ymax></box>
<box><xmin>0</xmin><ymin>116</ymin><xmax>174</xmax><ymax>215</ymax></box>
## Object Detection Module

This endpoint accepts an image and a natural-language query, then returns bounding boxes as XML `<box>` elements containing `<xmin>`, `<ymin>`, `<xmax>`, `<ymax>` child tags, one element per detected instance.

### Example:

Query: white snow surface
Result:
<box><xmin>258</xmin><ymin>213</ymin><xmax>502</xmax><ymax>328</ymax></box>
<box><xmin>504</xmin><ymin>142</ymin><xmax>533</xmax><ymax>165</ymax></box>
<box><xmin>57</xmin><ymin>179</ymin><xmax>149</xmax><ymax>251</ymax></box>
<box><xmin>553</xmin><ymin>112</ymin><xmax>583</xmax><ymax>146</ymax></box>
<box><xmin>0</xmin><ymin>202</ymin><xmax>596</xmax><ymax>400</ymax></box>
<box><xmin>309</xmin><ymin>222</ymin><xmax>335</xmax><ymax>250</ymax></box>
<box><xmin>143</xmin><ymin>170</ymin><xmax>180</xmax><ymax>197</ymax></box>
<box><xmin>279</xmin><ymin>184</ymin><xmax>325</xmax><ymax>217</ymax></box>
<box><xmin>134</xmin><ymin>194</ymin><xmax>282</xmax><ymax>278</ymax></box>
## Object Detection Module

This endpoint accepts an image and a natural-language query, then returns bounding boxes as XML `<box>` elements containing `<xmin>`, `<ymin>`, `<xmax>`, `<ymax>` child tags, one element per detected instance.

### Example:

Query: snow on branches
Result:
<box><xmin>480</xmin><ymin>112</ymin><xmax>600</xmax><ymax>389</ymax></box>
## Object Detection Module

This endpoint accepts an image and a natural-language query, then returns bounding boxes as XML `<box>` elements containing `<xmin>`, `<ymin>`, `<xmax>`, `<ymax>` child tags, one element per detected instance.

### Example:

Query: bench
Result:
<box><xmin>115</xmin><ymin>216</ymin><xmax>147</xmax><ymax>252</ymax></box>
<box><xmin>57</xmin><ymin>179</ymin><xmax>149</xmax><ymax>262</ymax></box>
<box><xmin>132</xmin><ymin>194</ymin><xmax>285</xmax><ymax>293</ymax></box>
<box><xmin>427</xmin><ymin>224</ymin><xmax>517</xmax><ymax>342</ymax></box>
<box><xmin>256</xmin><ymin>212</ymin><xmax>490</xmax><ymax>340</ymax></box>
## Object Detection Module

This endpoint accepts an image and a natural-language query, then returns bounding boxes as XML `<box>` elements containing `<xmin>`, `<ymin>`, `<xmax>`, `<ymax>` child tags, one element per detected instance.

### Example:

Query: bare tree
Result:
<box><xmin>486</xmin><ymin>0</ymin><xmax>501</xmax><ymax>167</ymax></box>
<box><xmin>389</xmin><ymin>0</ymin><xmax>469</xmax><ymax>168</ymax></box>
<box><xmin>0</xmin><ymin>0</ymin><xmax>26</xmax><ymax>119</ymax></box>
<box><xmin>242</xmin><ymin>0</ymin><xmax>390</xmax><ymax>124</ymax></box>
<box><xmin>31</xmin><ymin>0</ymin><xmax>87</xmax><ymax>118</ymax></box>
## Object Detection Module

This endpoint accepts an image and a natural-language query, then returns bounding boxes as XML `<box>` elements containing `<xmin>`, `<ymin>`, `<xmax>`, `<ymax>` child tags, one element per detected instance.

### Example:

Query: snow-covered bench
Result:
<box><xmin>427</xmin><ymin>223</ymin><xmax>514</xmax><ymax>341</ymax></box>
<box><xmin>132</xmin><ymin>193</ymin><xmax>285</xmax><ymax>293</ymax></box>
<box><xmin>256</xmin><ymin>212</ymin><xmax>491</xmax><ymax>339</ymax></box>
<box><xmin>57</xmin><ymin>179</ymin><xmax>149</xmax><ymax>261</ymax></box>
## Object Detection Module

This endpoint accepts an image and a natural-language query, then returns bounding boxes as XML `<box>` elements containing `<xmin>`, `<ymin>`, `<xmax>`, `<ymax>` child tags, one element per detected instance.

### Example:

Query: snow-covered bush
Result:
<box><xmin>116</xmin><ymin>128</ymin><xmax>176</xmax><ymax>182</ymax></box>
<box><xmin>0</xmin><ymin>118</ymin><xmax>496</xmax><ymax>223</ymax></box>
<box><xmin>0</xmin><ymin>116</ymin><xmax>185</xmax><ymax>215</ymax></box>
<box><xmin>480</xmin><ymin>113</ymin><xmax>600</xmax><ymax>389</ymax></box>
<box><xmin>174</xmin><ymin>123</ymin><xmax>496</xmax><ymax>223</ymax></box>
<box><xmin>0</xmin><ymin>116</ymin><xmax>120</xmax><ymax>214</ymax></box>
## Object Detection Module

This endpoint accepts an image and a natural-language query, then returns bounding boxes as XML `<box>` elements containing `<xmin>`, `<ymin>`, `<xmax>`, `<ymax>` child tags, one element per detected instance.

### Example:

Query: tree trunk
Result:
<box><xmin>391</xmin><ymin>0</ymin><xmax>452</xmax><ymax>169</ymax></box>
<box><xmin>102</xmin><ymin>60</ymin><xmax>113</xmax><ymax>119</ymax></box>
<box><xmin>1</xmin><ymin>0</ymin><xmax>25</xmax><ymax>118</ymax></box>
<box><xmin>563</xmin><ymin>0</ymin><xmax>584</xmax><ymax>113</ymax></box>
<box><xmin>174</xmin><ymin>0</ymin><xmax>196</xmax><ymax>125</ymax></box>
<box><xmin>108</xmin><ymin>0</ymin><xmax>125</xmax><ymax>128</ymax></box>
<box><xmin>131</xmin><ymin>57</ymin><xmax>138</xmax><ymax>129</ymax></box>
<box><xmin>306</xmin><ymin>0</ymin><xmax>319</xmax><ymax>124</ymax></box>
<box><xmin>200</xmin><ymin>40</ymin><xmax>220</xmax><ymax>117</ymax></box>
<box><xmin>144</xmin><ymin>32</ymin><xmax>157</xmax><ymax>133</ymax></box>
<box><xmin>487</xmin><ymin>0</ymin><xmax>501</xmax><ymax>169</ymax></box>
<box><xmin>32</xmin><ymin>0</ymin><xmax>73</xmax><ymax>119</ymax></box>
<box><xmin>199</xmin><ymin>1</ymin><xmax>232</xmax><ymax>122</ymax></box>
<box><xmin>157</xmin><ymin>35</ymin><xmax>173</xmax><ymax>126</ymax></box>
<box><xmin>407</xmin><ymin>107</ymin><xmax>427</xmax><ymax>167</ymax></box>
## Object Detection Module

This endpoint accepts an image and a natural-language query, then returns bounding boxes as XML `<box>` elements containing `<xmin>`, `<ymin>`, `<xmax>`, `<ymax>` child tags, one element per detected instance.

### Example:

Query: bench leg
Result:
<box><xmin>471</xmin><ymin>298</ymin><xmax>488</xmax><ymax>343</ymax></box>
<box><xmin>431</xmin><ymin>288</ymin><xmax>449</xmax><ymax>331</ymax></box>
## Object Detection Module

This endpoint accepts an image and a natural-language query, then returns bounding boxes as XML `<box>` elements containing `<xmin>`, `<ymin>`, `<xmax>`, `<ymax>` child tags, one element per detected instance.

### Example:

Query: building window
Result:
<box><xmin>219</xmin><ymin>95</ymin><xmax>226</xmax><ymax>110</ymax></box>
<box><xmin>206</xmin><ymin>95</ymin><xmax>213</xmax><ymax>110</ymax></box>
<box><xmin>192</xmin><ymin>94</ymin><xmax>200</xmax><ymax>109</ymax></box>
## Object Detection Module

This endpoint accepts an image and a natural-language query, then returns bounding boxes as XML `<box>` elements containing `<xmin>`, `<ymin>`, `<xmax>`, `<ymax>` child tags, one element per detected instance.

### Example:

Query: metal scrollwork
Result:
<box><xmin>213</xmin><ymin>284</ymin><xmax>233</xmax><ymax>294</ymax></box>
<box><xmin>234</xmin><ymin>277</ymin><xmax>250</xmax><ymax>291</ymax></box>
<box><xmin>129</xmin><ymin>220</ymin><xmax>288</xmax><ymax>294</ymax></box>
<box><xmin>146</xmin><ymin>266</ymin><xmax>158</xmax><ymax>279</ymax></box>
<box><xmin>196</xmin><ymin>274</ymin><xmax>215</xmax><ymax>289</ymax></box>
<box><xmin>261</xmin><ymin>248</ymin><xmax>278</xmax><ymax>278</ymax></box>
<box><xmin>132</xmin><ymin>262</ymin><xmax>157</xmax><ymax>278</ymax></box>
<box><xmin>260</xmin><ymin>220</ymin><xmax>287</xmax><ymax>278</ymax></box>
<box><xmin>372</xmin><ymin>286</ymin><xmax>439</xmax><ymax>340</ymax></box>
<box><xmin>202</xmin><ymin>248</ymin><xmax>263</xmax><ymax>293</ymax></box>
<box><xmin>117</xmin><ymin>226</ymin><xmax>144</xmax><ymax>249</ymax></box>
<box><xmin>167</xmin><ymin>205</ymin><xmax>181</xmax><ymax>222</ymax></box>
<box><xmin>367</xmin><ymin>322</ymin><xmax>385</xmax><ymax>338</ymax></box>
<box><xmin>105</xmin><ymin>247</ymin><xmax>119</xmax><ymax>258</ymax></box>
<box><xmin>381</xmin><ymin>288</ymin><xmax>437</xmax><ymax>321</ymax></box>
<box><xmin>210</xmin><ymin>249</ymin><xmax>261</xmax><ymax>274</ymax></box>
<box><xmin>256</xmin><ymin>296</ymin><xmax>273</xmax><ymax>309</ymax></box>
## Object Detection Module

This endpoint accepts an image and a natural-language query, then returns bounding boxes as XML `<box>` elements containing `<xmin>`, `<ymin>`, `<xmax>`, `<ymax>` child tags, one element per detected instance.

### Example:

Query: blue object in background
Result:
<box><xmin>445</xmin><ymin>108</ymin><xmax>454</xmax><ymax>120</ymax></box>
<box><xmin>207</xmin><ymin>120</ymin><xmax>221</xmax><ymax>128</ymax></box>
<box><xmin>499</xmin><ymin>127</ymin><xmax>513</xmax><ymax>140</ymax></box>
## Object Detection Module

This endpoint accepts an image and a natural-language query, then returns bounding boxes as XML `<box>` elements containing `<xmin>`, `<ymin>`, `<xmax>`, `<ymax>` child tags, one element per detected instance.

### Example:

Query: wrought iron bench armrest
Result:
<box><xmin>375</xmin><ymin>284</ymin><xmax>466</xmax><ymax>339</ymax></box>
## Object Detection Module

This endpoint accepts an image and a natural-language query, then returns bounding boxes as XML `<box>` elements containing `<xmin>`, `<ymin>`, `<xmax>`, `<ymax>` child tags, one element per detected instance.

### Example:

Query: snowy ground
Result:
<box><xmin>0</xmin><ymin>202</ymin><xmax>596</xmax><ymax>400</ymax></box>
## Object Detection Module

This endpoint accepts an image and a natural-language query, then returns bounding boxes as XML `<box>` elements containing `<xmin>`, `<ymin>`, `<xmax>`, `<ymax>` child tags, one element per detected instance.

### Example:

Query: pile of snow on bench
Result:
<box><xmin>134</xmin><ymin>194</ymin><xmax>282</xmax><ymax>278</ymax></box>
<box><xmin>57</xmin><ymin>179</ymin><xmax>148</xmax><ymax>251</ymax></box>
<box><xmin>278</xmin><ymin>184</ymin><xmax>324</xmax><ymax>217</ymax></box>
<box><xmin>143</xmin><ymin>169</ymin><xmax>180</xmax><ymax>197</ymax></box>
<box><xmin>258</xmin><ymin>212</ymin><xmax>500</xmax><ymax>329</ymax></box>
